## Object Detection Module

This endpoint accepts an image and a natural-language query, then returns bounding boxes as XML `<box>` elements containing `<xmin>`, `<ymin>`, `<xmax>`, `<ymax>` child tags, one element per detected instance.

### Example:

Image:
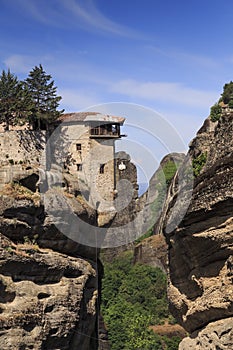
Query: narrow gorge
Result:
<box><xmin>0</xmin><ymin>106</ymin><xmax>232</xmax><ymax>349</ymax></box>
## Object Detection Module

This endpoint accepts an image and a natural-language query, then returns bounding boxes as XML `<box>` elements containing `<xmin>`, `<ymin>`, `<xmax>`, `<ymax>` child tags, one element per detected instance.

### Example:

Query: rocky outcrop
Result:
<box><xmin>133</xmin><ymin>153</ymin><xmax>185</xmax><ymax>272</ymax></box>
<box><xmin>179</xmin><ymin>317</ymin><xmax>233</xmax><ymax>349</ymax></box>
<box><xmin>0</xmin><ymin>129</ymin><xmax>144</xmax><ymax>348</ymax></box>
<box><xmin>134</xmin><ymin>235</ymin><xmax>167</xmax><ymax>272</ymax></box>
<box><xmin>0</xmin><ymin>233</ymin><xmax>98</xmax><ymax>350</ymax></box>
<box><xmin>160</xmin><ymin>113</ymin><xmax>233</xmax><ymax>348</ymax></box>
<box><xmin>0</xmin><ymin>182</ymin><xmax>100</xmax><ymax>349</ymax></box>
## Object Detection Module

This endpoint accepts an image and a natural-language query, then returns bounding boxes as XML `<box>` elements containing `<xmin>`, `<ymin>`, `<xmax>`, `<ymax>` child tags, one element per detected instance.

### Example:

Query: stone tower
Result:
<box><xmin>60</xmin><ymin>112</ymin><xmax>126</xmax><ymax>210</ymax></box>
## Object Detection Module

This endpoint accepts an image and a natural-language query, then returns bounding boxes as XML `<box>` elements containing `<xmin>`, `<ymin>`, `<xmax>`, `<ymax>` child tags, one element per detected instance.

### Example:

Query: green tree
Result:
<box><xmin>25</xmin><ymin>64</ymin><xmax>64</xmax><ymax>130</ymax></box>
<box><xmin>221</xmin><ymin>81</ymin><xmax>233</xmax><ymax>104</ymax></box>
<box><xmin>101</xmin><ymin>251</ymin><xmax>181</xmax><ymax>349</ymax></box>
<box><xmin>0</xmin><ymin>69</ymin><xmax>32</xmax><ymax>130</ymax></box>
<box><xmin>210</xmin><ymin>103</ymin><xmax>222</xmax><ymax>122</ymax></box>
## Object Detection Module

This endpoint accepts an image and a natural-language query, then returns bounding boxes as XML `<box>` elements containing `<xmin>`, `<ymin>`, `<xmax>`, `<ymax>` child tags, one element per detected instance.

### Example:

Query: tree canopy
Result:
<box><xmin>0</xmin><ymin>65</ymin><xmax>63</xmax><ymax>131</ymax></box>
<box><xmin>101</xmin><ymin>251</ymin><xmax>181</xmax><ymax>350</ymax></box>
<box><xmin>221</xmin><ymin>81</ymin><xmax>233</xmax><ymax>104</ymax></box>
<box><xmin>0</xmin><ymin>69</ymin><xmax>33</xmax><ymax>130</ymax></box>
<box><xmin>210</xmin><ymin>81</ymin><xmax>233</xmax><ymax>122</ymax></box>
<box><xmin>25</xmin><ymin>64</ymin><xmax>64</xmax><ymax>130</ymax></box>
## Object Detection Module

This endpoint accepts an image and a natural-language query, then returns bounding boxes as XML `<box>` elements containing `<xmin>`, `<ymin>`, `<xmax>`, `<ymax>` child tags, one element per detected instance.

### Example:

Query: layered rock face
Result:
<box><xmin>0</xmin><ymin>130</ymin><xmax>100</xmax><ymax>349</ymax></box>
<box><xmin>162</xmin><ymin>113</ymin><xmax>233</xmax><ymax>348</ymax></box>
<box><xmin>0</xmin><ymin>131</ymin><xmax>140</xmax><ymax>349</ymax></box>
<box><xmin>0</xmin><ymin>192</ymin><xmax>99</xmax><ymax>349</ymax></box>
<box><xmin>0</xmin><ymin>234</ymin><xmax>98</xmax><ymax>350</ymax></box>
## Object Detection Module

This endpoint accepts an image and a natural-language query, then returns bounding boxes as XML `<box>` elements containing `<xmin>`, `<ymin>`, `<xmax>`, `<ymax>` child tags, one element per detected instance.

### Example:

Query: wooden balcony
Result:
<box><xmin>90</xmin><ymin>124</ymin><xmax>121</xmax><ymax>138</ymax></box>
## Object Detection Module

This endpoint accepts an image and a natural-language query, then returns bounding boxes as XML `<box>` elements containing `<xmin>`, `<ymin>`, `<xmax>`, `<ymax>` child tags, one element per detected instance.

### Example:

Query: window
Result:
<box><xmin>77</xmin><ymin>164</ymin><xmax>82</xmax><ymax>171</ymax></box>
<box><xmin>76</xmin><ymin>143</ymin><xmax>82</xmax><ymax>151</ymax></box>
<box><xmin>100</xmin><ymin>164</ymin><xmax>105</xmax><ymax>174</ymax></box>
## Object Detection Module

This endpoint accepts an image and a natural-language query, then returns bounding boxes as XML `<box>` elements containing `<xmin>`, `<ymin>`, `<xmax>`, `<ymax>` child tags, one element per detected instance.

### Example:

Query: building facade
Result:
<box><xmin>59</xmin><ymin>112</ymin><xmax>126</xmax><ymax>210</ymax></box>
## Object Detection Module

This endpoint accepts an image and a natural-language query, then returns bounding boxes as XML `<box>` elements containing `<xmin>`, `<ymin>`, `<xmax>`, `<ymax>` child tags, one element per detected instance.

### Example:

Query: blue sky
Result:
<box><xmin>1</xmin><ymin>0</ymin><xmax>233</xmax><ymax>183</ymax></box>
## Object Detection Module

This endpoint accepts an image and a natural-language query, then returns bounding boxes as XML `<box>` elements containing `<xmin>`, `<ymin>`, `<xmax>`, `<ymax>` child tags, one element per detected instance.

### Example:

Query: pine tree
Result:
<box><xmin>0</xmin><ymin>69</ymin><xmax>32</xmax><ymax>130</ymax></box>
<box><xmin>25</xmin><ymin>64</ymin><xmax>64</xmax><ymax>130</ymax></box>
<box><xmin>221</xmin><ymin>81</ymin><xmax>233</xmax><ymax>104</ymax></box>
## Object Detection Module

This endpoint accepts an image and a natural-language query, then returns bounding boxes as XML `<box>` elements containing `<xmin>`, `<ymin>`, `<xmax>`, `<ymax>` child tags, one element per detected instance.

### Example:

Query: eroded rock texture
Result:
<box><xmin>0</xmin><ymin>188</ymin><xmax>99</xmax><ymax>349</ymax></box>
<box><xmin>179</xmin><ymin>317</ymin><xmax>233</xmax><ymax>350</ymax></box>
<box><xmin>161</xmin><ymin>113</ymin><xmax>233</xmax><ymax>348</ymax></box>
<box><xmin>0</xmin><ymin>234</ymin><xmax>98</xmax><ymax>350</ymax></box>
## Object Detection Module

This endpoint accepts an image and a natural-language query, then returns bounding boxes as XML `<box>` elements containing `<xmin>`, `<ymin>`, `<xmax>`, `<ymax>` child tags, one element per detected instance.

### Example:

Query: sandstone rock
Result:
<box><xmin>179</xmin><ymin>317</ymin><xmax>233</xmax><ymax>350</ymax></box>
<box><xmin>160</xmin><ymin>113</ymin><xmax>233</xmax><ymax>346</ymax></box>
<box><xmin>134</xmin><ymin>234</ymin><xmax>167</xmax><ymax>272</ymax></box>
<box><xmin>0</xmin><ymin>233</ymin><xmax>98</xmax><ymax>350</ymax></box>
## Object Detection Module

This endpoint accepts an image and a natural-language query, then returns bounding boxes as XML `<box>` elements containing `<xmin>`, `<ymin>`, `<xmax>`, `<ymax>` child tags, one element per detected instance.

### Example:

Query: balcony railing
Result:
<box><xmin>90</xmin><ymin>124</ymin><xmax>120</xmax><ymax>138</ymax></box>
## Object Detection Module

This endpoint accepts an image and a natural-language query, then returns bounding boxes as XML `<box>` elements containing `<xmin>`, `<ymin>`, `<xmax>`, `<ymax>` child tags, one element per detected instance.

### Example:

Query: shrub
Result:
<box><xmin>192</xmin><ymin>152</ymin><xmax>207</xmax><ymax>177</ymax></box>
<box><xmin>0</xmin><ymin>183</ymin><xmax>40</xmax><ymax>204</ymax></box>
<box><xmin>162</xmin><ymin>160</ymin><xmax>178</xmax><ymax>185</ymax></box>
<box><xmin>210</xmin><ymin>103</ymin><xmax>222</xmax><ymax>122</ymax></box>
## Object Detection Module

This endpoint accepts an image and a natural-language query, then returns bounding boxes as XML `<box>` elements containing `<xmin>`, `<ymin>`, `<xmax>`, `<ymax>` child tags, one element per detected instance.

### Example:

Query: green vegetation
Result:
<box><xmin>101</xmin><ymin>251</ymin><xmax>182</xmax><ymax>349</ymax></box>
<box><xmin>150</xmin><ymin>159</ymin><xmax>179</xmax><ymax>226</ymax></box>
<box><xmin>162</xmin><ymin>160</ymin><xmax>179</xmax><ymax>185</ymax></box>
<box><xmin>24</xmin><ymin>234</ymin><xmax>39</xmax><ymax>246</ymax></box>
<box><xmin>135</xmin><ymin>227</ymin><xmax>154</xmax><ymax>244</ymax></box>
<box><xmin>0</xmin><ymin>69</ymin><xmax>33</xmax><ymax>130</ymax></box>
<box><xmin>25</xmin><ymin>64</ymin><xmax>64</xmax><ymax>130</ymax></box>
<box><xmin>210</xmin><ymin>81</ymin><xmax>233</xmax><ymax>122</ymax></box>
<box><xmin>132</xmin><ymin>159</ymin><xmax>181</xmax><ymax>243</ymax></box>
<box><xmin>192</xmin><ymin>152</ymin><xmax>207</xmax><ymax>177</ymax></box>
<box><xmin>221</xmin><ymin>81</ymin><xmax>233</xmax><ymax>104</ymax></box>
<box><xmin>0</xmin><ymin>65</ymin><xmax>63</xmax><ymax>131</ymax></box>
<box><xmin>210</xmin><ymin>103</ymin><xmax>222</xmax><ymax>122</ymax></box>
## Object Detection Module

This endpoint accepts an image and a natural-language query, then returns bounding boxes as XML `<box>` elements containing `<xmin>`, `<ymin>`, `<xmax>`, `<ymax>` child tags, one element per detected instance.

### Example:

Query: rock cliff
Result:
<box><xmin>0</xmin><ymin>233</ymin><xmax>98</xmax><ymax>350</ymax></box>
<box><xmin>0</xmin><ymin>131</ymin><xmax>140</xmax><ymax>349</ymax></box>
<box><xmin>161</xmin><ymin>112</ymin><xmax>233</xmax><ymax>348</ymax></box>
<box><xmin>0</xmin><ymin>188</ymin><xmax>100</xmax><ymax>349</ymax></box>
<box><xmin>0</xmin><ymin>130</ymin><xmax>101</xmax><ymax>349</ymax></box>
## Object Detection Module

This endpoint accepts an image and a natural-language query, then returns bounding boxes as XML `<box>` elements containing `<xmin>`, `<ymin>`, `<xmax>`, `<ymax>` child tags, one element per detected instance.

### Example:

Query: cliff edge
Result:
<box><xmin>0</xmin><ymin>130</ymin><xmax>100</xmax><ymax>349</ymax></box>
<box><xmin>161</xmin><ymin>112</ymin><xmax>233</xmax><ymax>348</ymax></box>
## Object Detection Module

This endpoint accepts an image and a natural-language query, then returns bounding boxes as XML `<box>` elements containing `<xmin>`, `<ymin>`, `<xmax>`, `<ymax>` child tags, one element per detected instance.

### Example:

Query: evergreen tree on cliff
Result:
<box><xmin>0</xmin><ymin>69</ymin><xmax>33</xmax><ymax>130</ymax></box>
<box><xmin>25</xmin><ymin>64</ymin><xmax>64</xmax><ymax>130</ymax></box>
<box><xmin>221</xmin><ymin>81</ymin><xmax>233</xmax><ymax>104</ymax></box>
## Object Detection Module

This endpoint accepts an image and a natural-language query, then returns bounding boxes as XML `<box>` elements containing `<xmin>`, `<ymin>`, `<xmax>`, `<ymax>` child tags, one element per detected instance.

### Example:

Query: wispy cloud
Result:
<box><xmin>59</xmin><ymin>88</ymin><xmax>101</xmax><ymax>112</ymax></box>
<box><xmin>110</xmin><ymin>79</ymin><xmax>219</xmax><ymax>108</ymax></box>
<box><xmin>10</xmin><ymin>0</ymin><xmax>141</xmax><ymax>38</ymax></box>
<box><xmin>4</xmin><ymin>54</ymin><xmax>53</xmax><ymax>74</ymax></box>
<box><xmin>146</xmin><ymin>45</ymin><xmax>219</xmax><ymax>69</ymax></box>
<box><xmin>61</xmin><ymin>0</ymin><xmax>141</xmax><ymax>37</ymax></box>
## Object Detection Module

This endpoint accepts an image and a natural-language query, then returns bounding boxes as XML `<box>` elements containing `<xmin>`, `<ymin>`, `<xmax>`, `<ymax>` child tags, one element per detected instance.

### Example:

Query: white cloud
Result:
<box><xmin>110</xmin><ymin>79</ymin><xmax>219</xmax><ymax>108</ymax></box>
<box><xmin>61</xmin><ymin>0</ymin><xmax>140</xmax><ymax>37</ymax></box>
<box><xmin>4</xmin><ymin>54</ymin><xmax>53</xmax><ymax>74</ymax></box>
<box><xmin>10</xmin><ymin>0</ymin><xmax>141</xmax><ymax>38</ymax></box>
<box><xmin>59</xmin><ymin>88</ymin><xmax>100</xmax><ymax>112</ymax></box>
<box><xmin>146</xmin><ymin>46</ymin><xmax>219</xmax><ymax>69</ymax></box>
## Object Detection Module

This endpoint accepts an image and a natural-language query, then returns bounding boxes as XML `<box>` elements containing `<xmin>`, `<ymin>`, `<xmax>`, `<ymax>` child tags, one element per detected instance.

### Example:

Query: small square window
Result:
<box><xmin>76</xmin><ymin>143</ymin><xmax>82</xmax><ymax>151</ymax></box>
<box><xmin>77</xmin><ymin>164</ymin><xmax>82</xmax><ymax>171</ymax></box>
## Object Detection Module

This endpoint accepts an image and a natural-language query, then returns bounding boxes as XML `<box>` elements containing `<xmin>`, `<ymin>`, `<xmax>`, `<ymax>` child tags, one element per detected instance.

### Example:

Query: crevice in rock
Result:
<box><xmin>37</xmin><ymin>292</ymin><xmax>51</xmax><ymax>299</ymax></box>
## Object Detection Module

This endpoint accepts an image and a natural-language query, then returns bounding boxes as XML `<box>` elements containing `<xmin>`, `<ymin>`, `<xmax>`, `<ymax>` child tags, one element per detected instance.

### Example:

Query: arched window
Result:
<box><xmin>100</xmin><ymin>164</ymin><xmax>105</xmax><ymax>174</ymax></box>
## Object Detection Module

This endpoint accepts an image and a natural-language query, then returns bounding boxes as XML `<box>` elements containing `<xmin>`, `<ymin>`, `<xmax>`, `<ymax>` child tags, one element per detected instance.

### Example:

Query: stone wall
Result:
<box><xmin>0</xmin><ymin>130</ymin><xmax>46</xmax><ymax>189</ymax></box>
<box><xmin>60</xmin><ymin>124</ymin><xmax>116</xmax><ymax>207</ymax></box>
